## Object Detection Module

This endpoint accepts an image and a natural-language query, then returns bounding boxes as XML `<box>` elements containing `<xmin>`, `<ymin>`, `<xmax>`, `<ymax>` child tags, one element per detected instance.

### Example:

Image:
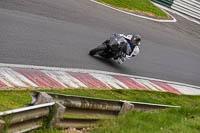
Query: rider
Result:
<box><xmin>113</xmin><ymin>34</ymin><xmax>141</xmax><ymax>64</ymax></box>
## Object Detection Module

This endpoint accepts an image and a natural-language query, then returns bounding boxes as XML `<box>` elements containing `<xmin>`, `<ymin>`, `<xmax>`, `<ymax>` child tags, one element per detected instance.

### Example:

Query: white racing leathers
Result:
<box><xmin>115</xmin><ymin>34</ymin><xmax>140</xmax><ymax>64</ymax></box>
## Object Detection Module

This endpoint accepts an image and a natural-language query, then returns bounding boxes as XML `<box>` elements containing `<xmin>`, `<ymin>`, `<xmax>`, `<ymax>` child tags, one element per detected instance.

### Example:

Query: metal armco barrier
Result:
<box><xmin>128</xmin><ymin>101</ymin><xmax>180</xmax><ymax>111</ymax></box>
<box><xmin>151</xmin><ymin>0</ymin><xmax>200</xmax><ymax>20</ymax></box>
<box><xmin>31</xmin><ymin>92</ymin><xmax>136</xmax><ymax>129</ymax></box>
<box><xmin>32</xmin><ymin>91</ymin><xmax>180</xmax><ymax>113</ymax></box>
<box><xmin>0</xmin><ymin>102</ymin><xmax>55</xmax><ymax>133</ymax></box>
<box><xmin>31</xmin><ymin>91</ymin><xmax>179</xmax><ymax>129</ymax></box>
<box><xmin>0</xmin><ymin>92</ymin><xmax>180</xmax><ymax>132</ymax></box>
<box><xmin>151</xmin><ymin>0</ymin><xmax>174</xmax><ymax>8</ymax></box>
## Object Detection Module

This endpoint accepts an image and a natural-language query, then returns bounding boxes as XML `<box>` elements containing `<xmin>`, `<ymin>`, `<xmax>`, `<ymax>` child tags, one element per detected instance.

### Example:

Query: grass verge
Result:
<box><xmin>91</xmin><ymin>106</ymin><xmax>200</xmax><ymax>133</ymax></box>
<box><xmin>0</xmin><ymin>90</ymin><xmax>31</xmax><ymax>111</ymax></box>
<box><xmin>96</xmin><ymin>0</ymin><xmax>169</xmax><ymax>18</ymax></box>
<box><xmin>0</xmin><ymin>89</ymin><xmax>200</xmax><ymax>133</ymax></box>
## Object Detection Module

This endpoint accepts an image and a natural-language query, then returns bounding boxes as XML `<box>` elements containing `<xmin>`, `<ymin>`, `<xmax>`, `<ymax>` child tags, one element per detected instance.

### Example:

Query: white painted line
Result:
<box><xmin>0</xmin><ymin>68</ymin><xmax>22</xmax><ymax>87</ymax></box>
<box><xmin>90</xmin><ymin>0</ymin><xmax>176</xmax><ymax>22</ymax></box>
<box><xmin>12</xmin><ymin>69</ymin><xmax>38</xmax><ymax>87</ymax></box>
<box><xmin>91</xmin><ymin>73</ymin><xmax>129</xmax><ymax>89</ymax></box>
<box><xmin>0</xmin><ymin>63</ymin><xmax>199</xmax><ymax>90</ymax></box>
<box><xmin>0</xmin><ymin>74</ymin><xmax>12</xmax><ymax>87</ymax></box>
<box><xmin>0</xmin><ymin>102</ymin><xmax>55</xmax><ymax>116</ymax></box>
<box><xmin>153</xmin><ymin>2</ymin><xmax>200</xmax><ymax>25</ymax></box>
<box><xmin>145</xmin><ymin>80</ymin><xmax>167</xmax><ymax>92</ymax></box>
<box><xmin>0</xmin><ymin>68</ymin><xmax>38</xmax><ymax>87</ymax></box>
<box><xmin>133</xmin><ymin>79</ymin><xmax>160</xmax><ymax>91</ymax></box>
<box><xmin>42</xmin><ymin>70</ymin><xmax>87</xmax><ymax>88</ymax></box>
<box><xmin>169</xmin><ymin>84</ymin><xmax>200</xmax><ymax>95</ymax></box>
<box><xmin>131</xmin><ymin>78</ymin><xmax>151</xmax><ymax>90</ymax></box>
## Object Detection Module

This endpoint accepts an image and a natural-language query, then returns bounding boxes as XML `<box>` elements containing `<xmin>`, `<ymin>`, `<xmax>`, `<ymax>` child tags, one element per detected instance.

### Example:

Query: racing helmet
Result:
<box><xmin>131</xmin><ymin>34</ymin><xmax>141</xmax><ymax>45</ymax></box>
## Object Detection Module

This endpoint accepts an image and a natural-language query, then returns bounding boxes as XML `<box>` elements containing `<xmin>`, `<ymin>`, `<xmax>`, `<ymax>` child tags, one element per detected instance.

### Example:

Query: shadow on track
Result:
<box><xmin>89</xmin><ymin>55</ymin><xmax>131</xmax><ymax>74</ymax></box>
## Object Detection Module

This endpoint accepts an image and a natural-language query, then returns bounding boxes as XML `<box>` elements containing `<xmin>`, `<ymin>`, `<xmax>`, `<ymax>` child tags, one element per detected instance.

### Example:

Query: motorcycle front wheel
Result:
<box><xmin>89</xmin><ymin>45</ymin><xmax>107</xmax><ymax>56</ymax></box>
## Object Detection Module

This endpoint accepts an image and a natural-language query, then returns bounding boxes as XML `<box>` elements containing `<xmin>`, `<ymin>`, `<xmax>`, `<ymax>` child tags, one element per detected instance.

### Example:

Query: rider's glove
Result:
<box><xmin>119</xmin><ymin>51</ymin><xmax>126</xmax><ymax>57</ymax></box>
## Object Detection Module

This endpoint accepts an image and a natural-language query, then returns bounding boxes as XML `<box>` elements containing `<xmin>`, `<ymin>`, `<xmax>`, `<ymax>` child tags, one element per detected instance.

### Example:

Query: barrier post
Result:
<box><xmin>0</xmin><ymin>120</ymin><xmax>5</xmax><ymax>132</ymax></box>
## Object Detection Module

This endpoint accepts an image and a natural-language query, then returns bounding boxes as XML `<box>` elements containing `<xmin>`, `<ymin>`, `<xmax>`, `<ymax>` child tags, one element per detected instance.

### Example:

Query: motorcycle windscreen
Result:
<box><xmin>109</xmin><ymin>35</ymin><xmax>127</xmax><ymax>52</ymax></box>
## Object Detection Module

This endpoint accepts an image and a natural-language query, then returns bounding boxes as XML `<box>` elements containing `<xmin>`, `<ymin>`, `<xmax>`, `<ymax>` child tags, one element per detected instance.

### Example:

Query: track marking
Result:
<box><xmin>0</xmin><ymin>68</ymin><xmax>38</xmax><ymax>87</ymax></box>
<box><xmin>69</xmin><ymin>72</ymin><xmax>108</xmax><ymax>88</ymax></box>
<box><xmin>113</xmin><ymin>76</ymin><xmax>146</xmax><ymax>90</ymax></box>
<box><xmin>152</xmin><ymin>2</ymin><xmax>200</xmax><ymax>25</ymax></box>
<box><xmin>41</xmin><ymin>70</ymin><xmax>87</xmax><ymax>88</ymax></box>
<box><xmin>0</xmin><ymin>63</ymin><xmax>199</xmax><ymax>89</ymax></box>
<box><xmin>90</xmin><ymin>0</ymin><xmax>176</xmax><ymax>23</ymax></box>
<box><xmin>90</xmin><ymin>73</ymin><xmax>129</xmax><ymax>89</ymax></box>
<box><xmin>169</xmin><ymin>84</ymin><xmax>200</xmax><ymax>95</ymax></box>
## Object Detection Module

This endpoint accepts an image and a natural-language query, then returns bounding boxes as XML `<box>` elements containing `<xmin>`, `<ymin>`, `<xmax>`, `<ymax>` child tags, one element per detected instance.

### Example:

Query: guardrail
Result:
<box><xmin>0</xmin><ymin>102</ymin><xmax>55</xmax><ymax>133</ymax></box>
<box><xmin>151</xmin><ymin>0</ymin><xmax>174</xmax><ymax>8</ymax></box>
<box><xmin>0</xmin><ymin>92</ymin><xmax>180</xmax><ymax>132</ymax></box>
<box><xmin>33</xmin><ymin>91</ymin><xmax>180</xmax><ymax>112</ymax></box>
<box><xmin>151</xmin><ymin>0</ymin><xmax>200</xmax><ymax>20</ymax></box>
<box><xmin>31</xmin><ymin>91</ymin><xmax>180</xmax><ymax>129</ymax></box>
<box><xmin>30</xmin><ymin>91</ymin><xmax>135</xmax><ymax>129</ymax></box>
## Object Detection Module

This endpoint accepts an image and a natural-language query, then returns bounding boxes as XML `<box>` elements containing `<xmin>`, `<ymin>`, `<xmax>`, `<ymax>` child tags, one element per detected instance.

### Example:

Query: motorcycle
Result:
<box><xmin>89</xmin><ymin>34</ymin><xmax>127</xmax><ymax>63</ymax></box>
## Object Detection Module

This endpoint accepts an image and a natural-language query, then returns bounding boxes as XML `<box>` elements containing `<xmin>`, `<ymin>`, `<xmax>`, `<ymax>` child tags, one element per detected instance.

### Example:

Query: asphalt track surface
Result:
<box><xmin>0</xmin><ymin>0</ymin><xmax>200</xmax><ymax>86</ymax></box>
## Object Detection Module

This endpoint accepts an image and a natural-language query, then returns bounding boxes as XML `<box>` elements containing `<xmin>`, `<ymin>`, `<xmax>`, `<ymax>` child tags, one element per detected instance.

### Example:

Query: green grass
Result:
<box><xmin>90</xmin><ymin>107</ymin><xmax>200</xmax><ymax>133</ymax></box>
<box><xmin>0</xmin><ymin>89</ymin><xmax>200</xmax><ymax>133</ymax></box>
<box><xmin>63</xmin><ymin>114</ymin><xmax>111</xmax><ymax>119</ymax></box>
<box><xmin>0</xmin><ymin>90</ymin><xmax>31</xmax><ymax>111</ymax></box>
<box><xmin>96</xmin><ymin>0</ymin><xmax>169</xmax><ymax>18</ymax></box>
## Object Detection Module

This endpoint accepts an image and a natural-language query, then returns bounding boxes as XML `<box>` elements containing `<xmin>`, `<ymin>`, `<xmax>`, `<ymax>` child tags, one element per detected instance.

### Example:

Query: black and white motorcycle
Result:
<box><xmin>89</xmin><ymin>34</ymin><xmax>129</xmax><ymax>64</ymax></box>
